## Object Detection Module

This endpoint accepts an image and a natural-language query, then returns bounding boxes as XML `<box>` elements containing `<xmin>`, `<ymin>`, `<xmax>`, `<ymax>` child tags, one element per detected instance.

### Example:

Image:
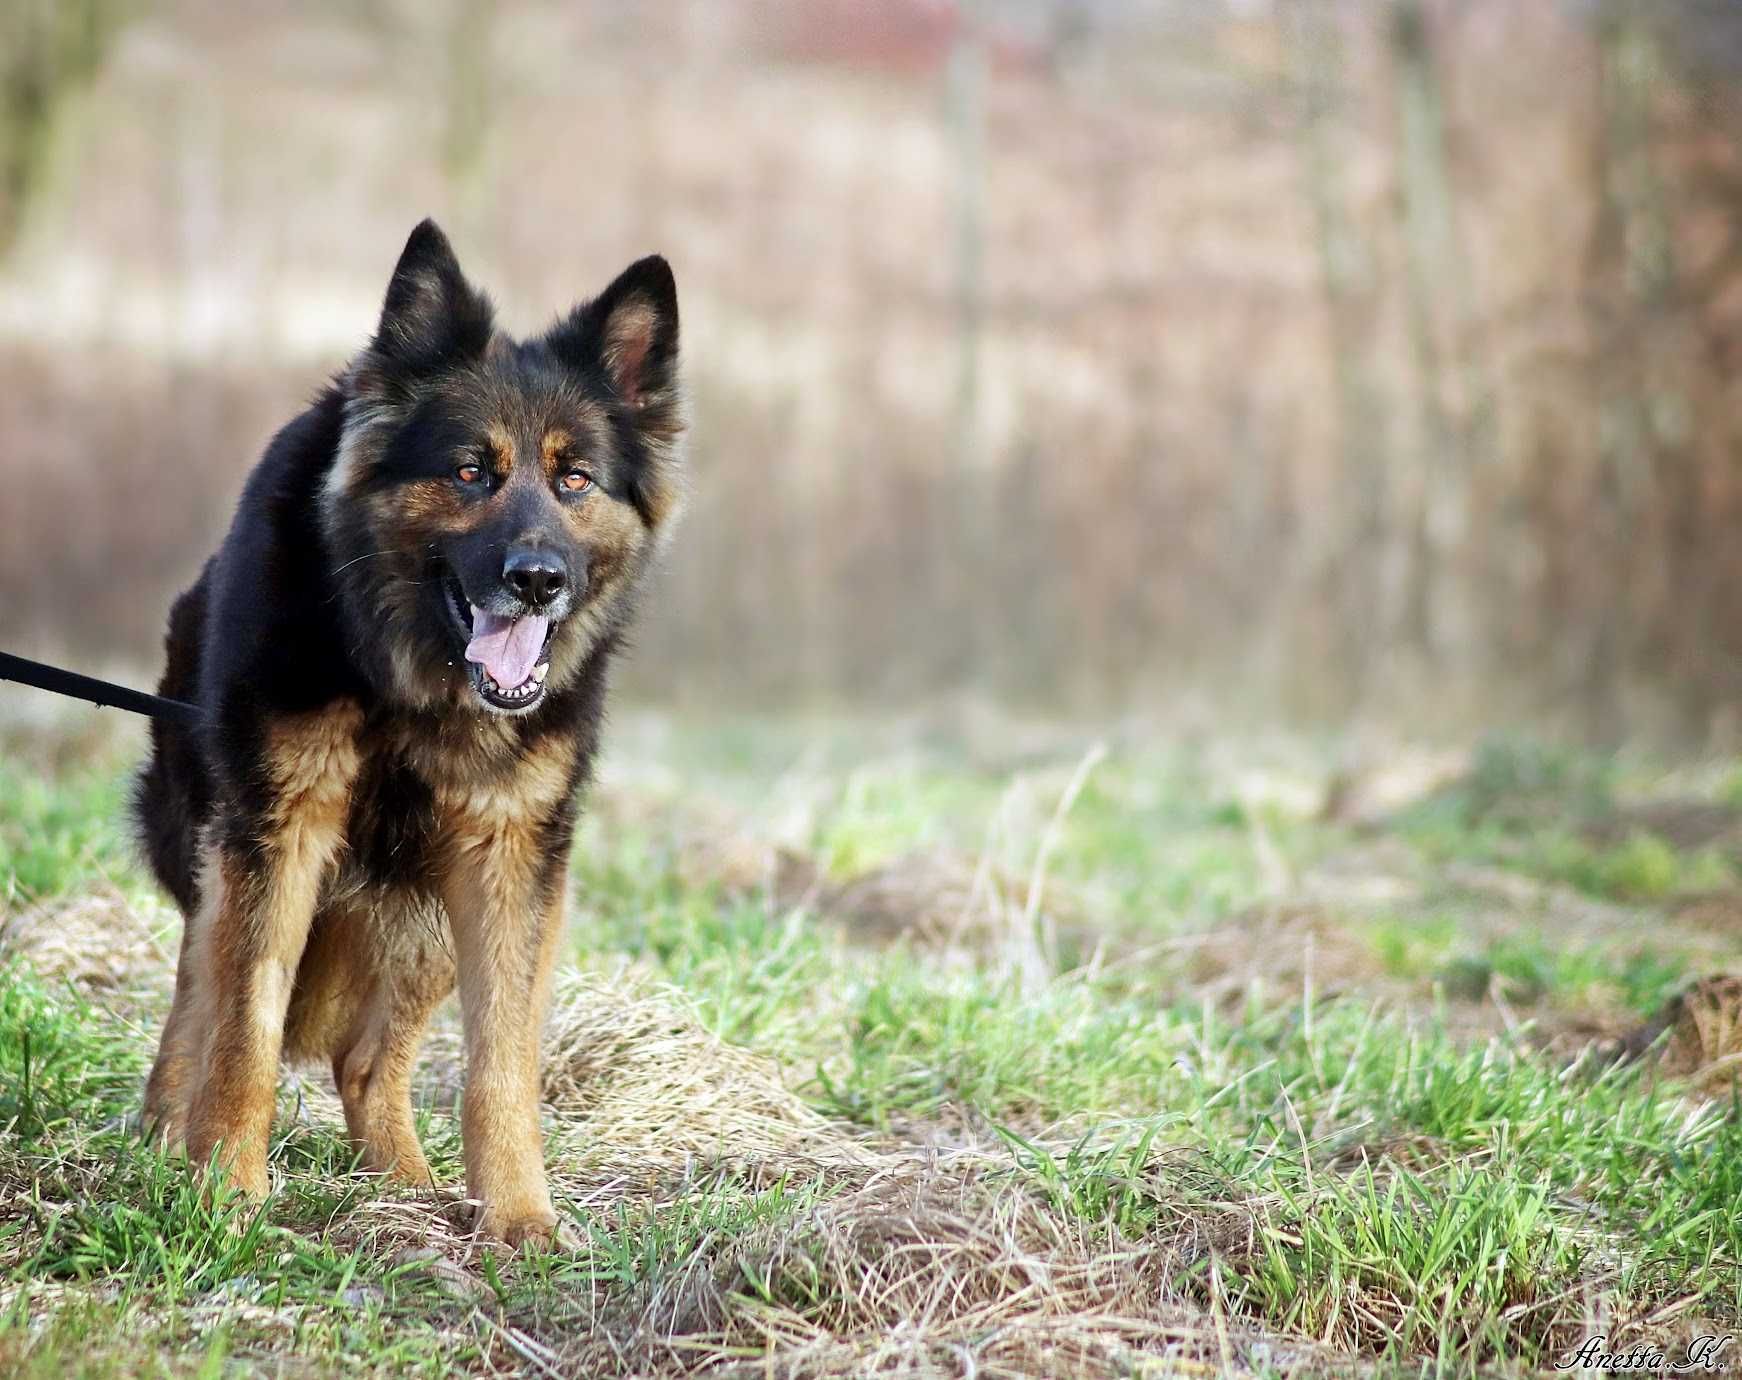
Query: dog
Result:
<box><xmin>132</xmin><ymin>219</ymin><xmax>685</xmax><ymax>1247</ymax></box>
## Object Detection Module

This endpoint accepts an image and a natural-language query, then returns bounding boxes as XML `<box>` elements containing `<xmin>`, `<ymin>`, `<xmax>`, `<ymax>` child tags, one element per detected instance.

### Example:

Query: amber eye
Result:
<box><xmin>561</xmin><ymin>468</ymin><xmax>593</xmax><ymax>494</ymax></box>
<box><xmin>455</xmin><ymin>462</ymin><xmax>484</xmax><ymax>485</ymax></box>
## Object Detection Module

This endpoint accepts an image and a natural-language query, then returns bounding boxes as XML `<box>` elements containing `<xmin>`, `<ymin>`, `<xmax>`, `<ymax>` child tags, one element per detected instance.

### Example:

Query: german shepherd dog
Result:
<box><xmin>132</xmin><ymin>220</ymin><xmax>685</xmax><ymax>1247</ymax></box>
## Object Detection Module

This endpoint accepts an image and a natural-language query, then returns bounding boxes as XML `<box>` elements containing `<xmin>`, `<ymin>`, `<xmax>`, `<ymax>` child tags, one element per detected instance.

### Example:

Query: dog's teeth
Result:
<box><xmin>474</xmin><ymin>666</ymin><xmax>546</xmax><ymax>706</ymax></box>
<box><xmin>532</xmin><ymin>663</ymin><xmax>548</xmax><ymax>684</ymax></box>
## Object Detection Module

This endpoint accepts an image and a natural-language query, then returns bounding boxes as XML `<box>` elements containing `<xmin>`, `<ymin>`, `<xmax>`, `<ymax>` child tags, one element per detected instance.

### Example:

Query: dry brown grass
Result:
<box><xmin>542</xmin><ymin>972</ymin><xmax>869</xmax><ymax>1172</ymax></box>
<box><xmin>1622</xmin><ymin>973</ymin><xmax>1742</xmax><ymax>1095</ymax></box>
<box><xmin>9</xmin><ymin>5</ymin><xmax>1742</xmax><ymax>731</ymax></box>
<box><xmin>0</xmin><ymin>862</ymin><xmax>1344</xmax><ymax>1379</ymax></box>
<box><xmin>562</xmin><ymin>1165</ymin><xmax>1340</xmax><ymax>1380</ymax></box>
<box><xmin>0</xmin><ymin>885</ymin><xmax>175</xmax><ymax>1009</ymax></box>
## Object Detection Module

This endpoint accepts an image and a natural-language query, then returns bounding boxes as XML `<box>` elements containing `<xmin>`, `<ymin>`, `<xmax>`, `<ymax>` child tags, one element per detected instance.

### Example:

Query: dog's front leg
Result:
<box><xmin>182</xmin><ymin>705</ymin><xmax>360</xmax><ymax>1196</ymax></box>
<box><xmin>440</xmin><ymin>825</ymin><xmax>568</xmax><ymax>1249</ymax></box>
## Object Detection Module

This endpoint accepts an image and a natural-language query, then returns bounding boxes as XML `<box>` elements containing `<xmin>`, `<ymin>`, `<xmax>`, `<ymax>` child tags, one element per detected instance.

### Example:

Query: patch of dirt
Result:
<box><xmin>1668</xmin><ymin>889</ymin><xmax>1742</xmax><ymax>934</ymax></box>
<box><xmin>1319</xmin><ymin>747</ymin><xmax>1472</xmax><ymax>828</ymax></box>
<box><xmin>1618</xmin><ymin>974</ymin><xmax>1742</xmax><ymax>1095</ymax></box>
<box><xmin>775</xmin><ymin>848</ymin><xmax>982</xmax><ymax>944</ymax></box>
<box><xmin>798</xmin><ymin>851</ymin><xmax>1088</xmax><ymax>961</ymax></box>
<box><xmin>1172</xmin><ymin>902</ymin><xmax>1402</xmax><ymax>1009</ymax></box>
<box><xmin>682</xmin><ymin>829</ymin><xmax>1099</xmax><ymax>975</ymax></box>
<box><xmin>1581</xmin><ymin>799</ymin><xmax>1742</xmax><ymax>851</ymax></box>
<box><xmin>1168</xmin><ymin>881</ymin><xmax>1733</xmax><ymax>1064</ymax></box>
<box><xmin>0</xmin><ymin>887</ymin><xmax>174</xmax><ymax>1007</ymax></box>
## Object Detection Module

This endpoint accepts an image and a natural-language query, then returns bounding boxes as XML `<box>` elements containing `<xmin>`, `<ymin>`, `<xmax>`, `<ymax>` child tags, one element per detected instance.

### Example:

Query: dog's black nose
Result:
<box><xmin>503</xmin><ymin>547</ymin><xmax>567</xmax><ymax>608</ymax></box>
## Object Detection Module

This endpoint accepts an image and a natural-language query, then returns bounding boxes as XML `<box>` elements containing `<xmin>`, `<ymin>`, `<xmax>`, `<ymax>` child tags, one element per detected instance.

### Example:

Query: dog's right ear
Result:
<box><xmin>370</xmin><ymin>219</ymin><xmax>494</xmax><ymax>378</ymax></box>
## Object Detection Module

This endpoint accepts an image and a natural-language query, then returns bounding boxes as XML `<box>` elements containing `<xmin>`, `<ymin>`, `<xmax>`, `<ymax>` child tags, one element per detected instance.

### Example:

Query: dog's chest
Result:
<box><xmin>339</xmin><ymin>748</ymin><xmax>441</xmax><ymax>893</ymax></box>
<box><xmin>333</xmin><ymin>717</ymin><xmax>575</xmax><ymax>897</ymax></box>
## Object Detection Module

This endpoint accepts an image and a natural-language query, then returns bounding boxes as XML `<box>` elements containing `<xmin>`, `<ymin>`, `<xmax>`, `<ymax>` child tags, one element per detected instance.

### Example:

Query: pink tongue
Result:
<box><xmin>465</xmin><ymin>609</ymin><xmax>548</xmax><ymax>689</ymax></box>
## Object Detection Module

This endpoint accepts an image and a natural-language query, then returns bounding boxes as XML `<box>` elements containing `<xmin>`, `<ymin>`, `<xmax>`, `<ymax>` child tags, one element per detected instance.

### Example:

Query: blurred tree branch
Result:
<box><xmin>0</xmin><ymin>0</ymin><xmax>121</xmax><ymax>253</ymax></box>
<box><xmin>1287</xmin><ymin>0</ymin><xmax>1390</xmax><ymax>707</ymax></box>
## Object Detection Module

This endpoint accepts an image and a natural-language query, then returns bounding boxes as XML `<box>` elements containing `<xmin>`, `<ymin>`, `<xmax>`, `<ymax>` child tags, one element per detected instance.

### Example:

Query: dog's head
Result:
<box><xmin>324</xmin><ymin>220</ymin><xmax>686</xmax><ymax>715</ymax></box>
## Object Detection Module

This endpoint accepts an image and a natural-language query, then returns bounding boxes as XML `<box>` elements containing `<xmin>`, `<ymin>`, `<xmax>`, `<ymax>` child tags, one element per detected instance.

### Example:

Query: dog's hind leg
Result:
<box><xmin>142</xmin><ymin>897</ymin><xmax>212</xmax><ymax>1147</ymax></box>
<box><xmin>326</xmin><ymin>909</ymin><xmax>456</xmax><ymax>1186</ymax></box>
<box><xmin>282</xmin><ymin>897</ymin><xmax>456</xmax><ymax>1186</ymax></box>
<box><xmin>183</xmin><ymin>704</ymin><xmax>361</xmax><ymax>1196</ymax></box>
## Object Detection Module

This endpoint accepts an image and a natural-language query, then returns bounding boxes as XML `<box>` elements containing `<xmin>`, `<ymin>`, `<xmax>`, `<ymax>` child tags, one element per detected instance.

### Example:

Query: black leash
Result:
<box><xmin>0</xmin><ymin>650</ymin><xmax>205</xmax><ymax>729</ymax></box>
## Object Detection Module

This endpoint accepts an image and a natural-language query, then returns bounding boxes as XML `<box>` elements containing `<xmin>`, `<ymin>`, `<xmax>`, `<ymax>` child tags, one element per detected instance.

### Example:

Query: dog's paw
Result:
<box><xmin>137</xmin><ymin>1094</ymin><xmax>189</xmax><ymax>1150</ymax></box>
<box><xmin>500</xmin><ymin>1214</ymin><xmax>560</xmax><ymax>1251</ymax></box>
<box><xmin>184</xmin><ymin>1131</ymin><xmax>270</xmax><ymax>1198</ymax></box>
<box><xmin>474</xmin><ymin>1204</ymin><xmax>576</xmax><ymax>1253</ymax></box>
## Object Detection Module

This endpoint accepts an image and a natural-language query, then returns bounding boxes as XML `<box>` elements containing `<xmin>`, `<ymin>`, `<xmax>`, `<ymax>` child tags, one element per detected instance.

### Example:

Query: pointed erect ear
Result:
<box><xmin>371</xmin><ymin>218</ymin><xmax>493</xmax><ymax>377</ymax></box>
<box><xmin>548</xmin><ymin>255</ymin><xmax>681</xmax><ymax>416</ymax></box>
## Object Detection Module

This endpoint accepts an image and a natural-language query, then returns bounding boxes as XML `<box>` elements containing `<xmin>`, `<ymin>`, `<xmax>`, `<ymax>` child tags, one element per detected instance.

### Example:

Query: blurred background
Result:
<box><xmin>3</xmin><ymin>0</ymin><xmax>1742</xmax><ymax>742</ymax></box>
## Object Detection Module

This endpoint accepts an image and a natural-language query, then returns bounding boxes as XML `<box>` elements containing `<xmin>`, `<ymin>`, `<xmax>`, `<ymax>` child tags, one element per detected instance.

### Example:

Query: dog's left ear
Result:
<box><xmin>549</xmin><ymin>256</ymin><xmax>682</xmax><ymax>432</ymax></box>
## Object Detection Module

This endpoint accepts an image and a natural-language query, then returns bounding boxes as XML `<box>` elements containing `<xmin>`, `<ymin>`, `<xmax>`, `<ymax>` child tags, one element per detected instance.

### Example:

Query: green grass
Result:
<box><xmin>1232</xmin><ymin>1157</ymin><xmax>1579</xmax><ymax>1363</ymax></box>
<box><xmin>566</xmin><ymin>1173</ymin><xmax>821</xmax><ymax>1292</ymax></box>
<box><xmin>0</xmin><ymin>961</ymin><xmax>144</xmax><ymax>1136</ymax></box>
<box><xmin>0</xmin><ymin>760</ymin><xmax>137</xmax><ymax>905</ymax></box>
<box><xmin>5</xmin><ymin>723</ymin><xmax>1742</xmax><ymax>1376</ymax></box>
<box><xmin>1394</xmin><ymin>735</ymin><xmax>1742</xmax><ymax>903</ymax></box>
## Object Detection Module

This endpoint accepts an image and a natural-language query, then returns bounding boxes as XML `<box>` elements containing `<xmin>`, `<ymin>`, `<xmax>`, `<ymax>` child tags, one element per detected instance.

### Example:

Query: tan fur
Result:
<box><xmin>540</xmin><ymin>427</ymin><xmax>574</xmax><ymax>472</ymax></box>
<box><xmin>288</xmin><ymin>897</ymin><xmax>457</xmax><ymax>1185</ymax></box>
<box><xmin>320</xmin><ymin>391</ymin><xmax>392</xmax><ymax>509</ymax></box>
<box><xmin>172</xmin><ymin>703</ymin><xmax>364</xmax><ymax>1193</ymax></box>
<box><xmin>144</xmin><ymin>233</ymin><xmax>685</xmax><ymax>1249</ymax></box>
<box><xmin>434</xmin><ymin>739</ymin><xmax>575</xmax><ymax>822</ymax></box>
<box><xmin>141</xmin><ymin>860</ymin><xmax>216</xmax><ymax>1146</ymax></box>
<box><xmin>388</xmin><ymin>480</ymin><xmax>480</xmax><ymax>533</ymax></box>
<box><xmin>145</xmin><ymin>703</ymin><xmax>580</xmax><ymax>1245</ymax></box>
<box><xmin>438</xmin><ymin>810</ymin><xmax>570</xmax><ymax>1246</ymax></box>
<box><xmin>484</xmin><ymin>420</ymin><xmax>515</xmax><ymax>475</ymax></box>
<box><xmin>602</xmin><ymin>301</ymin><xmax>658</xmax><ymax>401</ymax></box>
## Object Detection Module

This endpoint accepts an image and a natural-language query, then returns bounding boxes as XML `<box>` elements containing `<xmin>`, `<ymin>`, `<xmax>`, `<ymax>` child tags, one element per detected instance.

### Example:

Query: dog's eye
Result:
<box><xmin>455</xmin><ymin>462</ymin><xmax>484</xmax><ymax>485</ymax></box>
<box><xmin>561</xmin><ymin>468</ymin><xmax>593</xmax><ymax>494</ymax></box>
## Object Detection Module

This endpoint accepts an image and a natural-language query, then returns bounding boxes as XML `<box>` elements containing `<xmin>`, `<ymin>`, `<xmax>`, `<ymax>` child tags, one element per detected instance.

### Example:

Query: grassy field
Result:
<box><xmin>2</xmin><ymin>710</ymin><xmax>1741</xmax><ymax>1378</ymax></box>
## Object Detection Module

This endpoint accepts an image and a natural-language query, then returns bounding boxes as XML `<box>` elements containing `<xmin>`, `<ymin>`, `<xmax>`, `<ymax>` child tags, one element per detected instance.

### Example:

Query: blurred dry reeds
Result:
<box><xmin>3</xmin><ymin>0</ymin><xmax>1742</xmax><ymax>737</ymax></box>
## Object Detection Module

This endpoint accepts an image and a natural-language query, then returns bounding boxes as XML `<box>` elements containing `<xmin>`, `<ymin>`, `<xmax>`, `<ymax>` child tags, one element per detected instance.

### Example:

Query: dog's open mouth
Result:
<box><xmin>444</xmin><ymin>575</ymin><xmax>555</xmax><ymax>713</ymax></box>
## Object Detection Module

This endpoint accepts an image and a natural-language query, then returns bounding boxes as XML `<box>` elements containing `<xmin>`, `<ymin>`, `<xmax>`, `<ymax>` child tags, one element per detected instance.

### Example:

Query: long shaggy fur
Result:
<box><xmin>132</xmin><ymin>219</ymin><xmax>686</xmax><ymax>1247</ymax></box>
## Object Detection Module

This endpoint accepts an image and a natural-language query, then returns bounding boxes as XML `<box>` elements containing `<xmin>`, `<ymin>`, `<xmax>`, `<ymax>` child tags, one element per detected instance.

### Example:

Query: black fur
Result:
<box><xmin>133</xmin><ymin>219</ymin><xmax>681</xmax><ymax>918</ymax></box>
